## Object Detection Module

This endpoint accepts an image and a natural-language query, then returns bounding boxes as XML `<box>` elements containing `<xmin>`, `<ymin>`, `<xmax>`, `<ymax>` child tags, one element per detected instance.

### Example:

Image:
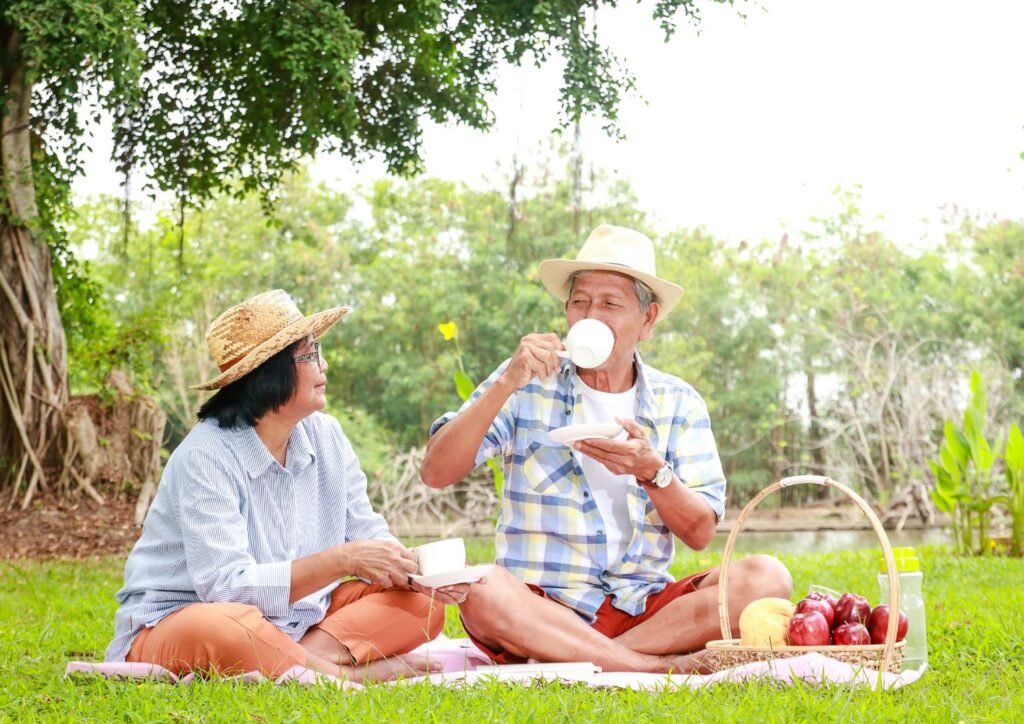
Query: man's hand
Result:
<box><xmin>572</xmin><ymin>417</ymin><xmax>665</xmax><ymax>481</ymax></box>
<box><xmin>499</xmin><ymin>333</ymin><xmax>564</xmax><ymax>390</ymax></box>
<box><xmin>338</xmin><ymin>539</ymin><xmax>419</xmax><ymax>588</ymax></box>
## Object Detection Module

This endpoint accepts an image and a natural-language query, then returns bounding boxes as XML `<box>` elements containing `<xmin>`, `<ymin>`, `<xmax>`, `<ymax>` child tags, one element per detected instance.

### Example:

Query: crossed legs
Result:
<box><xmin>459</xmin><ymin>555</ymin><xmax>791</xmax><ymax>672</ymax></box>
<box><xmin>126</xmin><ymin>581</ymin><xmax>446</xmax><ymax>681</ymax></box>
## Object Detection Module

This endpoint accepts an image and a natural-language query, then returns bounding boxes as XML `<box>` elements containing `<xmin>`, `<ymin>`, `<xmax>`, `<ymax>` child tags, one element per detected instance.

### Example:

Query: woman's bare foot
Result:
<box><xmin>300</xmin><ymin>628</ymin><xmax>353</xmax><ymax>665</ymax></box>
<box><xmin>341</xmin><ymin>654</ymin><xmax>444</xmax><ymax>683</ymax></box>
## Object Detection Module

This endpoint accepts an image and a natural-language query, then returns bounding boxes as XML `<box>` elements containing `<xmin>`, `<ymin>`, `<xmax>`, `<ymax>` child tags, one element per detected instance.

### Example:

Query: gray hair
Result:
<box><xmin>567</xmin><ymin>271</ymin><xmax>655</xmax><ymax>314</ymax></box>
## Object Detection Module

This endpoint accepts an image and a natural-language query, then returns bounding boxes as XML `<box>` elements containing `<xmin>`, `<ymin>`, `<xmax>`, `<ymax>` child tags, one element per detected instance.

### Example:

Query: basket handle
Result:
<box><xmin>716</xmin><ymin>475</ymin><xmax>901</xmax><ymax>673</ymax></box>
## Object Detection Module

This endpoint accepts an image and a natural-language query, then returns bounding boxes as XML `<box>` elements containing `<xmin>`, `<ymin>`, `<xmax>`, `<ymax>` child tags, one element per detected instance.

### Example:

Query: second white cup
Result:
<box><xmin>413</xmin><ymin>537</ymin><xmax>466</xmax><ymax>576</ymax></box>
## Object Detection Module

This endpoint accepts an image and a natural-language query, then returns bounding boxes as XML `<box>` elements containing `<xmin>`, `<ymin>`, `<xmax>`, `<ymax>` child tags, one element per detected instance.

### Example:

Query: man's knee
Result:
<box><xmin>459</xmin><ymin>565</ymin><xmax>521</xmax><ymax>634</ymax></box>
<box><xmin>738</xmin><ymin>554</ymin><xmax>793</xmax><ymax>599</ymax></box>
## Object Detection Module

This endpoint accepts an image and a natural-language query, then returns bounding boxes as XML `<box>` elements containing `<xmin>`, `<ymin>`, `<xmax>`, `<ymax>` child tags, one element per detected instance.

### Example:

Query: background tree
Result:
<box><xmin>0</xmin><ymin>0</ymin><xmax>740</xmax><ymax>505</ymax></box>
<box><xmin>67</xmin><ymin>159</ymin><xmax>1024</xmax><ymax>521</ymax></box>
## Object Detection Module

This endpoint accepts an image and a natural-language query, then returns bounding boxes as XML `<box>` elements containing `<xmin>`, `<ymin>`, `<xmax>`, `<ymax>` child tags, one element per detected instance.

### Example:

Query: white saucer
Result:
<box><xmin>410</xmin><ymin>564</ymin><xmax>493</xmax><ymax>588</ymax></box>
<box><xmin>547</xmin><ymin>423</ymin><xmax>623</xmax><ymax>445</ymax></box>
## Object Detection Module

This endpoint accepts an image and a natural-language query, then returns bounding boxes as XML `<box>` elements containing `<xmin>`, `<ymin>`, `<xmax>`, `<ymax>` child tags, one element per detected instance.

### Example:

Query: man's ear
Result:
<box><xmin>638</xmin><ymin>302</ymin><xmax>659</xmax><ymax>341</ymax></box>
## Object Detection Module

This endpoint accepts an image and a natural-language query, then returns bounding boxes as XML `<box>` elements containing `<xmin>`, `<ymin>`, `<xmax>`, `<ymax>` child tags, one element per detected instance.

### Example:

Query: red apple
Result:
<box><xmin>832</xmin><ymin>622</ymin><xmax>871</xmax><ymax>646</ymax></box>
<box><xmin>834</xmin><ymin>592</ymin><xmax>871</xmax><ymax>626</ymax></box>
<box><xmin>867</xmin><ymin>604</ymin><xmax>909</xmax><ymax>644</ymax></box>
<box><xmin>795</xmin><ymin>597</ymin><xmax>835</xmax><ymax>628</ymax></box>
<box><xmin>788</xmin><ymin>611</ymin><xmax>831</xmax><ymax>646</ymax></box>
<box><xmin>806</xmin><ymin>590</ymin><xmax>838</xmax><ymax>608</ymax></box>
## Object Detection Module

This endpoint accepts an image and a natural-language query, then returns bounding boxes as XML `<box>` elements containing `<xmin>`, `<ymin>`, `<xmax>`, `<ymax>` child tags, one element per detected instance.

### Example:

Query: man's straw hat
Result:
<box><xmin>192</xmin><ymin>290</ymin><xmax>349</xmax><ymax>391</ymax></box>
<box><xmin>537</xmin><ymin>224</ymin><xmax>683</xmax><ymax>321</ymax></box>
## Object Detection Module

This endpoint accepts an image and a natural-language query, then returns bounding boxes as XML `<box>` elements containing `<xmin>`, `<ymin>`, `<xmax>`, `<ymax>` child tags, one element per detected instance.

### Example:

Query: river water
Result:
<box><xmin>705</xmin><ymin>527</ymin><xmax>953</xmax><ymax>554</ymax></box>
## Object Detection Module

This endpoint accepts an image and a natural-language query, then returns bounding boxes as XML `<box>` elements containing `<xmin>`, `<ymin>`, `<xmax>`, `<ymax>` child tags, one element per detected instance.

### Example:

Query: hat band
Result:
<box><xmin>217</xmin><ymin>352</ymin><xmax>248</xmax><ymax>373</ymax></box>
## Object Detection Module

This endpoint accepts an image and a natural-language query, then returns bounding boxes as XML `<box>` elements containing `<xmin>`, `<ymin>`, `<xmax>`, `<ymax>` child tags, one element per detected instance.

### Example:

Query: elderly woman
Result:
<box><xmin>105</xmin><ymin>290</ymin><xmax>468</xmax><ymax>681</ymax></box>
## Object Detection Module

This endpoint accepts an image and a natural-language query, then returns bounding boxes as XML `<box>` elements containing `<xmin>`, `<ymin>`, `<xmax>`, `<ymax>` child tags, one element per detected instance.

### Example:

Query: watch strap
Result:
<box><xmin>638</xmin><ymin>461</ymin><xmax>672</xmax><ymax>488</ymax></box>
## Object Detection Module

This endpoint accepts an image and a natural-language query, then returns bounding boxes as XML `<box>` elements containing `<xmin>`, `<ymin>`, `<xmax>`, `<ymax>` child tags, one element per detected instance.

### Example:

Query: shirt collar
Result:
<box><xmin>563</xmin><ymin>350</ymin><xmax>655</xmax><ymax>418</ymax></box>
<box><xmin>233</xmin><ymin>420</ymin><xmax>317</xmax><ymax>478</ymax></box>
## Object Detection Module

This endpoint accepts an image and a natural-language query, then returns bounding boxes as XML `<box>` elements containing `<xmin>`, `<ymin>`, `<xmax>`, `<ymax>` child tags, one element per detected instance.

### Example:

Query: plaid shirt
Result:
<box><xmin>430</xmin><ymin>354</ymin><xmax>726</xmax><ymax>622</ymax></box>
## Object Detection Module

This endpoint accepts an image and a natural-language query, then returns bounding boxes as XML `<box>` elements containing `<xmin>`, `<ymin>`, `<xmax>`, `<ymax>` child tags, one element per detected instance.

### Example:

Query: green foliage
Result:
<box><xmin>437</xmin><ymin>321</ymin><xmax>504</xmax><ymax>498</ymax></box>
<box><xmin>1003</xmin><ymin>424</ymin><xmax>1024</xmax><ymax>556</ymax></box>
<box><xmin>3</xmin><ymin>547</ymin><xmax>1023</xmax><ymax>720</ymax></box>
<box><xmin>324</xmin><ymin>401</ymin><xmax>399</xmax><ymax>485</ymax></box>
<box><xmin>929</xmin><ymin>370</ymin><xmax>1010</xmax><ymax>555</ymax></box>
<box><xmin>3</xmin><ymin>0</ymin><xmax>739</xmax><ymax>212</ymax></box>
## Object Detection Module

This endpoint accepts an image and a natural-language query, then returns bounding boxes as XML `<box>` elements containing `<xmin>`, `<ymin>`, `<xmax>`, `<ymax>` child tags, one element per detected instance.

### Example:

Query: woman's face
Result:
<box><xmin>284</xmin><ymin>335</ymin><xmax>328</xmax><ymax>419</ymax></box>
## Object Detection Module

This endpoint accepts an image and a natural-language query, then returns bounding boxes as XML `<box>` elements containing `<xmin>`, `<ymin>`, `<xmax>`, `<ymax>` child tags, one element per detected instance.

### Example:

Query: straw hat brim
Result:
<box><xmin>538</xmin><ymin>260</ymin><xmax>683</xmax><ymax>322</ymax></box>
<box><xmin>191</xmin><ymin>306</ymin><xmax>349</xmax><ymax>391</ymax></box>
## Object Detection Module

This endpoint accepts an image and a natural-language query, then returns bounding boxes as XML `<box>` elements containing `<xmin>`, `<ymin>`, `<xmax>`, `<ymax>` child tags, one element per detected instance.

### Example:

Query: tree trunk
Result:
<box><xmin>1</xmin><ymin>37</ymin><xmax>70</xmax><ymax>508</ymax></box>
<box><xmin>804</xmin><ymin>355</ymin><xmax>825</xmax><ymax>475</ymax></box>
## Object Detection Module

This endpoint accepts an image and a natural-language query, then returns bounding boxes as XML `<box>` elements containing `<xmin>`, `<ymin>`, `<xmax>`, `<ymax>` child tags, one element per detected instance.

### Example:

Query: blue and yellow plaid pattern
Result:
<box><xmin>430</xmin><ymin>355</ymin><xmax>726</xmax><ymax>622</ymax></box>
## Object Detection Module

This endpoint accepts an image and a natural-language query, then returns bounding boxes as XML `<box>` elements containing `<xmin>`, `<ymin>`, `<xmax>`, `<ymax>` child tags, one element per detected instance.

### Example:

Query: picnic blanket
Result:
<box><xmin>65</xmin><ymin>635</ymin><xmax>926</xmax><ymax>691</ymax></box>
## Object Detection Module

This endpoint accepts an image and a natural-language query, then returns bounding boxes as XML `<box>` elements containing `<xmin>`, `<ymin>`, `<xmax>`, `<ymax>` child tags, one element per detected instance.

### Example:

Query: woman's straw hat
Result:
<box><xmin>537</xmin><ymin>224</ymin><xmax>683</xmax><ymax>321</ymax></box>
<box><xmin>192</xmin><ymin>290</ymin><xmax>349</xmax><ymax>391</ymax></box>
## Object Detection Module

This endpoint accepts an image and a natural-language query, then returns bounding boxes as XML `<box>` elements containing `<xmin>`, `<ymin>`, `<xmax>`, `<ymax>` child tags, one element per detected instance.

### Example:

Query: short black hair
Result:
<box><xmin>197</xmin><ymin>340</ymin><xmax>300</xmax><ymax>429</ymax></box>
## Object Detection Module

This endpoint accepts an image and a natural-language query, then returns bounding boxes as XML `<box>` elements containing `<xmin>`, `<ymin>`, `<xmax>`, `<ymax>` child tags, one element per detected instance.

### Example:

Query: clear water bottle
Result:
<box><xmin>878</xmin><ymin>546</ymin><xmax>927</xmax><ymax>672</ymax></box>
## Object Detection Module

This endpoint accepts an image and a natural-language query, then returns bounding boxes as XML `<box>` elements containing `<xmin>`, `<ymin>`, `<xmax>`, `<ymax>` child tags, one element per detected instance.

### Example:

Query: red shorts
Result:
<box><xmin>467</xmin><ymin>568</ymin><xmax>712</xmax><ymax>664</ymax></box>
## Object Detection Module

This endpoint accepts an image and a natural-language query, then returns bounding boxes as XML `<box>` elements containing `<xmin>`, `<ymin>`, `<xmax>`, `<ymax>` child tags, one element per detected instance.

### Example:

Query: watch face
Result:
<box><xmin>654</xmin><ymin>465</ymin><xmax>673</xmax><ymax>488</ymax></box>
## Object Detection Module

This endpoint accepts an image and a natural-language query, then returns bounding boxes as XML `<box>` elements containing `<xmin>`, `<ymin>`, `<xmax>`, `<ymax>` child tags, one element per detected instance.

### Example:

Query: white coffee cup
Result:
<box><xmin>413</xmin><ymin>537</ymin><xmax>466</xmax><ymax>576</ymax></box>
<box><xmin>559</xmin><ymin>319</ymin><xmax>615</xmax><ymax>368</ymax></box>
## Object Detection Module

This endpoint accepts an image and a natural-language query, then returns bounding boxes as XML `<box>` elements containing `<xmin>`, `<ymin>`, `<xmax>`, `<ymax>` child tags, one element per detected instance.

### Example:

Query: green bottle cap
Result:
<box><xmin>880</xmin><ymin>547</ymin><xmax>920</xmax><ymax>573</ymax></box>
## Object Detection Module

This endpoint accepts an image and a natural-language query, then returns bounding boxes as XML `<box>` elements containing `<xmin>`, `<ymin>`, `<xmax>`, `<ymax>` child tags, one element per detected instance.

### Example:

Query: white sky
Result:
<box><xmin>78</xmin><ymin>0</ymin><xmax>1024</xmax><ymax>248</ymax></box>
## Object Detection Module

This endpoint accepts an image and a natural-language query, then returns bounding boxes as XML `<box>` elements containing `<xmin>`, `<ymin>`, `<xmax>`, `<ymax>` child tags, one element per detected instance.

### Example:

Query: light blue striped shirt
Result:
<box><xmin>430</xmin><ymin>354</ymin><xmax>726</xmax><ymax>623</ymax></box>
<box><xmin>105</xmin><ymin>412</ymin><xmax>392</xmax><ymax>662</ymax></box>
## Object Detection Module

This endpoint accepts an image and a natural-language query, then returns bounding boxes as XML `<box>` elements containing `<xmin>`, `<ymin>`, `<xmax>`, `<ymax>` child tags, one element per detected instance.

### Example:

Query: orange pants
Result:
<box><xmin>126</xmin><ymin>580</ymin><xmax>445</xmax><ymax>678</ymax></box>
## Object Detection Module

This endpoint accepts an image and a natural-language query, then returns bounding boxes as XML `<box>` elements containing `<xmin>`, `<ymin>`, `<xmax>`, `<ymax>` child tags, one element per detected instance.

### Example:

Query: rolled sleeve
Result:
<box><xmin>428</xmin><ymin>360</ymin><xmax>516</xmax><ymax>467</ymax></box>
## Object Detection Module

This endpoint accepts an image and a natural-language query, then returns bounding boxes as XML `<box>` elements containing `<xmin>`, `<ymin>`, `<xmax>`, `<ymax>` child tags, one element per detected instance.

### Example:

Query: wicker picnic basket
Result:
<box><xmin>704</xmin><ymin>475</ymin><xmax>906</xmax><ymax>674</ymax></box>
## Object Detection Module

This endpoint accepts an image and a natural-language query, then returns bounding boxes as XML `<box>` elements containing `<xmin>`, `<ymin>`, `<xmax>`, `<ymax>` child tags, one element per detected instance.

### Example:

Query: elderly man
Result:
<box><xmin>421</xmin><ymin>225</ymin><xmax>792</xmax><ymax>673</ymax></box>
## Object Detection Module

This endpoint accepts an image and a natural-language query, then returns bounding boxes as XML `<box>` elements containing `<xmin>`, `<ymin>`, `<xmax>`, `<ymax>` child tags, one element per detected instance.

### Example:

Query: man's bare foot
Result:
<box><xmin>340</xmin><ymin>654</ymin><xmax>444</xmax><ymax>683</ymax></box>
<box><xmin>660</xmin><ymin>648</ymin><xmax>712</xmax><ymax>676</ymax></box>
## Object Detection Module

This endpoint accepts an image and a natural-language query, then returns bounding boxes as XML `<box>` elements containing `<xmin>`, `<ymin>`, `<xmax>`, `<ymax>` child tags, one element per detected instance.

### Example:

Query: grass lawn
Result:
<box><xmin>2</xmin><ymin>541</ymin><xmax>1022</xmax><ymax>722</ymax></box>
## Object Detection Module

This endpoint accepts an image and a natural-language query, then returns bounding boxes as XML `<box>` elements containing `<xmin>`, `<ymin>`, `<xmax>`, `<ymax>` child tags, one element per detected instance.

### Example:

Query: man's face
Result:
<box><xmin>565</xmin><ymin>271</ymin><xmax>658</xmax><ymax>370</ymax></box>
<box><xmin>284</xmin><ymin>335</ymin><xmax>328</xmax><ymax>419</ymax></box>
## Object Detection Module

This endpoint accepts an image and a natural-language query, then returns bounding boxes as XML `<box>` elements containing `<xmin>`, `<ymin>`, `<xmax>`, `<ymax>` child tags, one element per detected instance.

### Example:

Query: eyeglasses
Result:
<box><xmin>293</xmin><ymin>342</ymin><xmax>322</xmax><ymax>365</ymax></box>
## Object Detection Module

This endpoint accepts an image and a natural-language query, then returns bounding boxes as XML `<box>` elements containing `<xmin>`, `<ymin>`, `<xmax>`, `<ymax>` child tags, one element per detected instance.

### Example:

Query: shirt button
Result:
<box><xmin>598</xmin><ymin>530</ymin><xmax>604</xmax><ymax>536</ymax></box>
<box><xmin>583</xmin><ymin>491</ymin><xmax>590</xmax><ymax>497</ymax></box>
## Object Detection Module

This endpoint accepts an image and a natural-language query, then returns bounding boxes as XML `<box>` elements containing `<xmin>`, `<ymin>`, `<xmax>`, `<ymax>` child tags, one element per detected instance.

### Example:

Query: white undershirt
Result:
<box><xmin>576</xmin><ymin>376</ymin><xmax>637</xmax><ymax>566</ymax></box>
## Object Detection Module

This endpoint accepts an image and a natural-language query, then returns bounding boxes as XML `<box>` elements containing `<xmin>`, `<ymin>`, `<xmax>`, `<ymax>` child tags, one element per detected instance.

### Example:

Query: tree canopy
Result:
<box><xmin>0</xmin><ymin>0</ymin><xmax>740</xmax><ymax>504</ymax></box>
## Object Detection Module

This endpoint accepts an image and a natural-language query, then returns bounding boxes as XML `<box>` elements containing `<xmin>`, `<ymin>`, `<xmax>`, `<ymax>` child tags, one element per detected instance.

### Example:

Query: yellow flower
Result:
<box><xmin>437</xmin><ymin>321</ymin><xmax>458</xmax><ymax>341</ymax></box>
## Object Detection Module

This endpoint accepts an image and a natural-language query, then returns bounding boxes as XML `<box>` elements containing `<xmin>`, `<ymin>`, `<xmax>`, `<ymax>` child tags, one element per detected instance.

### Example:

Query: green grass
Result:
<box><xmin>2</xmin><ymin>543</ymin><xmax>1022</xmax><ymax>722</ymax></box>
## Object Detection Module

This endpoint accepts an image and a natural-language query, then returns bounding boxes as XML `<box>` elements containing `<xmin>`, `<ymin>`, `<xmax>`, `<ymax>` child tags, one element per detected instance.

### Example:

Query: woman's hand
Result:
<box><xmin>338</xmin><ymin>539</ymin><xmax>419</xmax><ymax>588</ymax></box>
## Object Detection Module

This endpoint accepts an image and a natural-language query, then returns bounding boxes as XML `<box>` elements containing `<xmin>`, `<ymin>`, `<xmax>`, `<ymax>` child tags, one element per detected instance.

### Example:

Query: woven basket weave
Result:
<box><xmin>704</xmin><ymin>475</ymin><xmax>906</xmax><ymax>674</ymax></box>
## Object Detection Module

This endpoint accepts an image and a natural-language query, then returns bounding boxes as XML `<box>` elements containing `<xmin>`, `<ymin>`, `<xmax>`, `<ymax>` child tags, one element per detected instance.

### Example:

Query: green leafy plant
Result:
<box><xmin>1000</xmin><ymin>424</ymin><xmax>1024</xmax><ymax>556</ymax></box>
<box><xmin>930</xmin><ymin>370</ymin><xmax>1005</xmax><ymax>555</ymax></box>
<box><xmin>438</xmin><ymin>321</ymin><xmax>504</xmax><ymax>497</ymax></box>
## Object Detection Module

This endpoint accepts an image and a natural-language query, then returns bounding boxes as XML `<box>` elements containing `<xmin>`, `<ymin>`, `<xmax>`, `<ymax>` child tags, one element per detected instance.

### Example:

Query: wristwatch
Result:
<box><xmin>638</xmin><ymin>462</ymin><xmax>673</xmax><ymax>489</ymax></box>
